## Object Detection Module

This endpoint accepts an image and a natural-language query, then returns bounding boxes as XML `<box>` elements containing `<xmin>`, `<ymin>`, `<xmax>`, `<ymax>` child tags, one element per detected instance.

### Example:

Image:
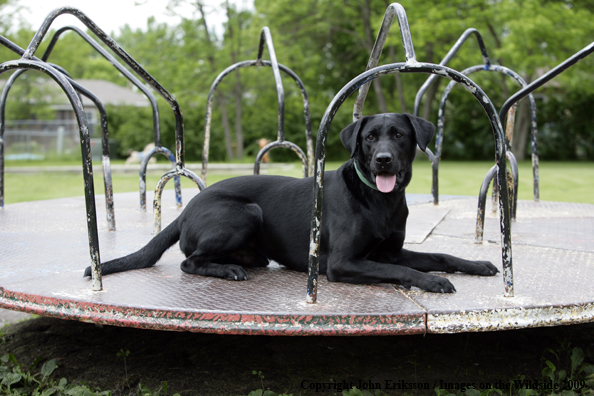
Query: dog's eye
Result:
<box><xmin>366</xmin><ymin>135</ymin><xmax>375</xmax><ymax>141</ymax></box>
<box><xmin>395</xmin><ymin>132</ymin><xmax>403</xmax><ymax>138</ymax></box>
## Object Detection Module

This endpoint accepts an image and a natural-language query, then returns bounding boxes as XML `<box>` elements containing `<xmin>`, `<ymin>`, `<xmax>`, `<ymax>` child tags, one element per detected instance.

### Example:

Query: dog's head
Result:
<box><xmin>340</xmin><ymin>113</ymin><xmax>435</xmax><ymax>193</ymax></box>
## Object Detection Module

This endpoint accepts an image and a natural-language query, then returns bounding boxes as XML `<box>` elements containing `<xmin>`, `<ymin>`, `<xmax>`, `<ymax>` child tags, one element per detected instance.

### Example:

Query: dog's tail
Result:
<box><xmin>83</xmin><ymin>218</ymin><xmax>181</xmax><ymax>277</ymax></box>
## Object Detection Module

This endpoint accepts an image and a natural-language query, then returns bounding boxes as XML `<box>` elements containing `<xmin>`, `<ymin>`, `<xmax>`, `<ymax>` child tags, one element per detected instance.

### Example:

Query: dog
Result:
<box><xmin>125</xmin><ymin>143</ymin><xmax>156</xmax><ymax>165</ymax></box>
<box><xmin>85</xmin><ymin>113</ymin><xmax>498</xmax><ymax>293</ymax></box>
<box><xmin>257</xmin><ymin>138</ymin><xmax>270</xmax><ymax>163</ymax></box>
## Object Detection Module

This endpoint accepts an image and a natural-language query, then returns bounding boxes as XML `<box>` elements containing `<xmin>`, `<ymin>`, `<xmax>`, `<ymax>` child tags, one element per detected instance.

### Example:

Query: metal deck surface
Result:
<box><xmin>1</xmin><ymin>189</ymin><xmax>593</xmax><ymax>335</ymax></box>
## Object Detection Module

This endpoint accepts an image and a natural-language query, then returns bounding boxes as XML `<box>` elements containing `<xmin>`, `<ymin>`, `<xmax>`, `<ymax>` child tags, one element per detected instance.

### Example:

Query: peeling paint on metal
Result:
<box><xmin>102</xmin><ymin>154</ymin><xmax>116</xmax><ymax>231</ymax></box>
<box><xmin>309</xmin><ymin>239</ymin><xmax>317</xmax><ymax>257</ymax></box>
<box><xmin>428</xmin><ymin>303</ymin><xmax>594</xmax><ymax>333</ymax></box>
<box><xmin>462</xmin><ymin>82</ymin><xmax>477</xmax><ymax>94</ymax></box>
<box><xmin>406</xmin><ymin>59</ymin><xmax>421</xmax><ymax>67</ymax></box>
<box><xmin>0</xmin><ymin>286</ymin><xmax>425</xmax><ymax>335</ymax></box>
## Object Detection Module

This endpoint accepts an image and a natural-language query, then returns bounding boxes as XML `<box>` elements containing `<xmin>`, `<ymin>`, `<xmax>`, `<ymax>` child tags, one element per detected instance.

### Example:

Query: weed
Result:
<box><xmin>540</xmin><ymin>341</ymin><xmax>594</xmax><ymax>394</ymax></box>
<box><xmin>1</xmin><ymin>352</ymin><xmax>110</xmax><ymax>395</ymax></box>
<box><xmin>248</xmin><ymin>371</ymin><xmax>291</xmax><ymax>396</ymax></box>
<box><xmin>0</xmin><ymin>353</ymin><xmax>180</xmax><ymax>395</ymax></box>
<box><xmin>253</xmin><ymin>369</ymin><xmax>265</xmax><ymax>390</ymax></box>
<box><xmin>117</xmin><ymin>348</ymin><xmax>131</xmax><ymax>389</ymax></box>
<box><xmin>433</xmin><ymin>342</ymin><xmax>594</xmax><ymax>396</ymax></box>
<box><xmin>342</xmin><ymin>387</ymin><xmax>386</xmax><ymax>395</ymax></box>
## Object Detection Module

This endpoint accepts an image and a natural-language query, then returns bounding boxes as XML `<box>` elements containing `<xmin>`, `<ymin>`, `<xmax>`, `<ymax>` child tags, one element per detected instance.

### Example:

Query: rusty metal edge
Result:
<box><xmin>0</xmin><ymin>287</ymin><xmax>425</xmax><ymax>336</ymax></box>
<box><xmin>427</xmin><ymin>303</ymin><xmax>594</xmax><ymax>334</ymax></box>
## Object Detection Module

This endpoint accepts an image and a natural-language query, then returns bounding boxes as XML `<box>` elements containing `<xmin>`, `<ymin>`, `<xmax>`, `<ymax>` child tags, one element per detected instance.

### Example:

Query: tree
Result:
<box><xmin>0</xmin><ymin>0</ymin><xmax>18</xmax><ymax>35</ymax></box>
<box><xmin>2</xmin><ymin>0</ymin><xmax>593</xmax><ymax>162</ymax></box>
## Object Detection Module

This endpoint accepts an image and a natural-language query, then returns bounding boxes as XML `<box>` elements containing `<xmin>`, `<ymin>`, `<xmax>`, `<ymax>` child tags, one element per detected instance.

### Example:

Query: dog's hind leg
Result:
<box><xmin>181</xmin><ymin>254</ymin><xmax>250</xmax><ymax>280</ymax></box>
<box><xmin>178</xmin><ymin>200</ymin><xmax>265</xmax><ymax>281</ymax></box>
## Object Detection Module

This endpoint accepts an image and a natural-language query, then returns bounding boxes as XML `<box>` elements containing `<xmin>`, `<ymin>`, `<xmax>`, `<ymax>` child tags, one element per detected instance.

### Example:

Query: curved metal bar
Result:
<box><xmin>0</xmin><ymin>67</ymin><xmax>116</xmax><ymax>231</ymax></box>
<box><xmin>42</xmin><ymin>26</ymin><xmax>162</xmax><ymax>144</ymax></box>
<box><xmin>0</xmin><ymin>69</ymin><xmax>22</xmax><ymax>209</ymax></box>
<box><xmin>254</xmin><ymin>140</ymin><xmax>308</xmax><ymax>177</ymax></box>
<box><xmin>500</xmin><ymin>41</ymin><xmax>594</xmax><ymax>122</ymax></box>
<box><xmin>353</xmin><ymin>3</ymin><xmax>417</xmax><ymax>121</ymax></box>
<box><xmin>413</xmin><ymin>28</ymin><xmax>491</xmax><ymax>117</ymax></box>
<box><xmin>0</xmin><ymin>59</ymin><xmax>102</xmax><ymax>291</ymax></box>
<box><xmin>202</xmin><ymin>60</ymin><xmax>312</xmax><ymax>183</ymax></box>
<box><xmin>476</xmin><ymin>151</ymin><xmax>518</xmax><ymax>242</ymax></box>
<box><xmin>436</xmin><ymin>65</ymin><xmax>536</xmax><ymax>157</ymax></box>
<box><xmin>138</xmin><ymin>150</ymin><xmax>182</xmax><ymax>211</ymax></box>
<box><xmin>475</xmin><ymin>165</ymin><xmax>498</xmax><ymax>243</ymax></box>
<box><xmin>257</xmin><ymin>27</ymin><xmax>285</xmax><ymax>141</ymax></box>
<box><xmin>42</xmin><ymin>26</ymin><xmax>183</xmax><ymax>210</ymax></box>
<box><xmin>307</xmin><ymin>62</ymin><xmax>513</xmax><ymax>304</ymax></box>
<box><xmin>139</xmin><ymin>146</ymin><xmax>181</xmax><ymax>211</ymax></box>
<box><xmin>0</xmin><ymin>35</ymin><xmax>25</xmax><ymax>56</ymax></box>
<box><xmin>434</xmin><ymin>64</ymin><xmax>537</xmax><ymax>207</ymax></box>
<box><xmin>153</xmin><ymin>168</ymin><xmax>205</xmax><ymax>235</ymax></box>
<box><xmin>0</xmin><ymin>39</ymin><xmax>64</xmax><ymax>209</ymax></box>
<box><xmin>499</xmin><ymin>41</ymin><xmax>594</xmax><ymax>203</ymax></box>
<box><xmin>66</xmin><ymin>81</ymin><xmax>116</xmax><ymax>231</ymax></box>
<box><xmin>423</xmin><ymin>148</ymin><xmax>439</xmax><ymax>205</ymax></box>
<box><xmin>21</xmin><ymin>7</ymin><xmax>207</xmax><ymax>237</ymax></box>
<box><xmin>22</xmin><ymin>7</ymin><xmax>188</xmax><ymax>171</ymax></box>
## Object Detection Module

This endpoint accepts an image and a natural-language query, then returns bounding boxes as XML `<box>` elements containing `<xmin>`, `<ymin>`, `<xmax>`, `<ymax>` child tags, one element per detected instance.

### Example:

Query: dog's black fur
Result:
<box><xmin>85</xmin><ymin>113</ymin><xmax>498</xmax><ymax>293</ymax></box>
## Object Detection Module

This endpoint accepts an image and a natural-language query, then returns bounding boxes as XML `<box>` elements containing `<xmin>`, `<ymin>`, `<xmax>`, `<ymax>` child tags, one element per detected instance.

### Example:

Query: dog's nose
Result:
<box><xmin>375</xmin><ymin>152</ymin><xmax>393</xmax><ymax>165</ymax></box>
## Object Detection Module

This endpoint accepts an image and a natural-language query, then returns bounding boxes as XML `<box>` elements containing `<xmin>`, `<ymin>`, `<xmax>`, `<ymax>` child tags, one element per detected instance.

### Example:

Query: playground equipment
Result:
<box><xmin>475</xmin><ymin>39</ymin><xmax>594</xmax><ymax>243</ymax></box>
<box><xmin>1</xmin><ymin>6</ymin><xmax>206</xmax><ymax>290</ymax></box>
<box><xmin>414</xmin><ymin>30</ymin><xmax>539</xmax><ymax>215</ymax></box>
<box><xmin>308</xmin><ymin>3</ymin><xmax>513</xmax><ymax>301</ymax></box>
<box><xmin>411</xmin><ymin>29</ymin><xmax>531</xmax><ymax>215</ymax></box>
<box><xmin>202</xmin><ymin>26</ymin><xmax>313</xmax><ymax>184</ymax></box>
<box><xmin>0</xmin><ymin>25</ymin><xmax>182</xmax><ymax>214</ymax></box>
<box><xmin>1</xmin><ymin>4</ymin><xmax>593</xmax><ymax>335</ymax></box>
<box><xmin>44</xmin><ymin>26</ymin><xmax>183</xmax><ymax>212</ymax></box>
<box><xmin>0</xmin><ymin>37</ymin><xmax>118</xmax><ymax>230</ymax></box>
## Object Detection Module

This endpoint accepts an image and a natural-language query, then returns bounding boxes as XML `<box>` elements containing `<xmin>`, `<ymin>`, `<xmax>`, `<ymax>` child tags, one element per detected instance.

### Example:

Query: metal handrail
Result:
<box><xmin>0</xmin><ymin>39</ymin><xmax>116</xmax><ymax>231</ymax></box>
<box><xmin>202</xmin><ymin>27</ymin><xmax>313</xmax><ymax>184</ymax></box>
<box><xmin>0</xmin><ymin>59</ymin><xmax>102</xmax><ymax>291</ymax></box>
<box><xmin>307</xmin><ymin>3</ymin><xmax>513</xmax><ymax>302</ymax></box>
<box><xmin>413</xmin><ymin>28</ymin><xmax>491</xmax><ymax>118</ymax></box>
<box><xmin>42</xmin><ymin>25</ymin><xmax>183</xmax><ymax>211</ymax></box>
<box><xmin>434</xmin><ymin>64</ymin><xmax>539</xmax><ymax>223</ymax></box>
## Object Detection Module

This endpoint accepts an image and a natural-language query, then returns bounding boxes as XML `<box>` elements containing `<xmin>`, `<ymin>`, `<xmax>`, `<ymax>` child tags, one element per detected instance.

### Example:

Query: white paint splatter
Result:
<box><xmin>462</xmin><ymin>83</ymin><xmax>477</xmax><ymax>94</ymax></box>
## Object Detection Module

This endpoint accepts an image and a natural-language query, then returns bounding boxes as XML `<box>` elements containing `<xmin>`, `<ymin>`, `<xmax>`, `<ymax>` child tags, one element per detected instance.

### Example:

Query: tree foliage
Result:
<box><xmin>1</xmin><ymin>0</ymin><xmax>593</xmax><ymax>161</ymax></box>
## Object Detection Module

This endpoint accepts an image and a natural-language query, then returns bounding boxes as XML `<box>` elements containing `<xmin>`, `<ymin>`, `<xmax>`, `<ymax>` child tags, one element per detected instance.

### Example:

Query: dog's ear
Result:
<box><xmin>403</xmin><ymin>113</ymin><xmax>435</xmax><ymax>152</ymax></box>
<box><xmin>340</xmin><ymin>117</ymin><xmax>367</xmax><ymax>158</ymax></box>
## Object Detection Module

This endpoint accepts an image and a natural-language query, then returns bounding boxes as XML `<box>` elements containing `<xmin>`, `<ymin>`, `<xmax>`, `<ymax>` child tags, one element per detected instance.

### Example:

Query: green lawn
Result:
<box><xmin>3</xmin><ymin>158</ymin><xmax>593</xmax><ymax>204</ymax></box>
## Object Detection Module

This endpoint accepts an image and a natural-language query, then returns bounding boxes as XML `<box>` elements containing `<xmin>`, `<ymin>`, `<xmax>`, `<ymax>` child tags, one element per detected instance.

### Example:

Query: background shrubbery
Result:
<box><xmin>1</xmin><ymin>0</ymin><xmax>593</xmax><ymax>162</ymax></box>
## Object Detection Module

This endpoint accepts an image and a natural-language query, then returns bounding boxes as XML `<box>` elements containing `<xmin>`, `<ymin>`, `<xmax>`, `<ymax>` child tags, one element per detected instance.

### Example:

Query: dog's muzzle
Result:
<box><xmin>373</xmin><ymin>152</ymin><xmax>397</xmax><ymax>193</ymax></box>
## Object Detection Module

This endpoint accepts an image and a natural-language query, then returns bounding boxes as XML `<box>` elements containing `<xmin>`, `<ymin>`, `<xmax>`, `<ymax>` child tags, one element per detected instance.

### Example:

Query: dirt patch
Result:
<box><xmin>1</xmin><ymin>316</ymin><xmax>594</xmax><ymax>395</ymax></box>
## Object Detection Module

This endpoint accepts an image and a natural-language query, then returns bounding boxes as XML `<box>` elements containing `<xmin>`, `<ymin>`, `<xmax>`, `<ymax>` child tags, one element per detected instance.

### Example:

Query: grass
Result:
<box><xmin>3</xmin><ymin>158</ymin><xmax>594</xmax><ymax>204</ymax></box>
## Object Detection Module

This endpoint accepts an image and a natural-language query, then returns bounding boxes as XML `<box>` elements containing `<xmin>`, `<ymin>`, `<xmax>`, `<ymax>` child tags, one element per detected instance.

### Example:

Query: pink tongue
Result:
<box><xmin>376</xmin><ymin>173</ymin><xmax>396</xmax><ymax>193</ymax></box>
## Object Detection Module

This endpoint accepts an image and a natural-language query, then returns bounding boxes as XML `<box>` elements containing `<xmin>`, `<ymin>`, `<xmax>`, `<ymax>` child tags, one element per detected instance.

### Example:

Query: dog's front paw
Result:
<box><xmin>83</xmin><ymin>266</ymin><xmax>92</xmax><ymax>277</ymax></box>
<box><xmin>416</xmin><ymin>274</ymin><xmax>456</xmax><ymax>293</ymax></box>
<box><xmin>468</xmin><ymin>261</ymin><xmax>499</xmax><ymax>276</ymax></box>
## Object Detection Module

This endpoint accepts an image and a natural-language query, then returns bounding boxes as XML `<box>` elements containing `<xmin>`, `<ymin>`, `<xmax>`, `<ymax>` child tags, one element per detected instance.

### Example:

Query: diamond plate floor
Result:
<box><xmin>1</xmin><ymin>189</ymin><xmax>593</xmax><ymax>335</ymax></box>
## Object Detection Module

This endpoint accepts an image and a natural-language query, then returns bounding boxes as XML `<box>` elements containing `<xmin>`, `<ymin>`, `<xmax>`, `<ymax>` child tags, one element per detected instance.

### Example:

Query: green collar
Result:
<box><xmin>353</xmin><ymin>160</ymin><xmax>378</xmax><ymax>191</ymax></box>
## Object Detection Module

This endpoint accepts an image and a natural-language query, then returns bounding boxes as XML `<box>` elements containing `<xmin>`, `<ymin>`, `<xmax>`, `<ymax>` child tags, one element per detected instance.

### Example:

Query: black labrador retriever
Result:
<box><xmin>85</xmin><ymin>113</ymin><xmax>498</xmax><ymax>293</ymax></box>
